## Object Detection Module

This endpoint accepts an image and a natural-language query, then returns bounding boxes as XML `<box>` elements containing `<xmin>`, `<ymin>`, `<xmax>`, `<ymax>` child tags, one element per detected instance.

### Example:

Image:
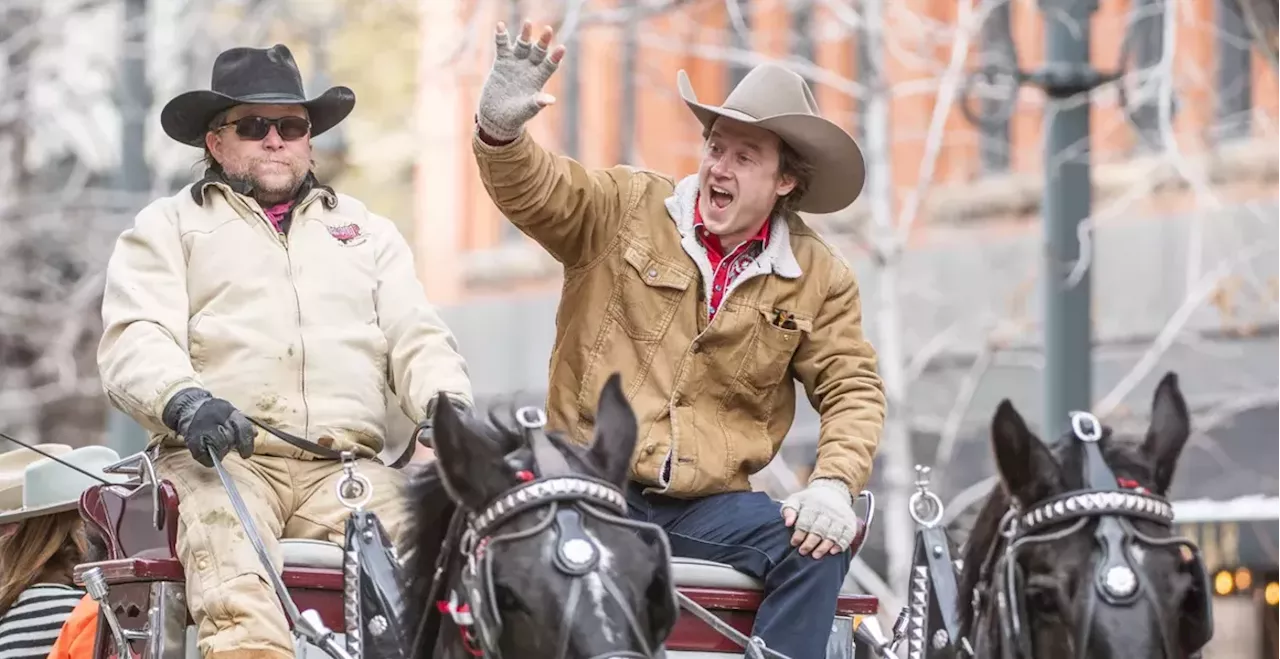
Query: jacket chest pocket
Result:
<box><xmin>610</xmin><ymin>244</ymin><xmax>694</xmax><ymax>342</ymax></box>
<box><xmin>743</xmin><ymin>308</ymin><xmax>811</xmax><ymax>391</ymax></box>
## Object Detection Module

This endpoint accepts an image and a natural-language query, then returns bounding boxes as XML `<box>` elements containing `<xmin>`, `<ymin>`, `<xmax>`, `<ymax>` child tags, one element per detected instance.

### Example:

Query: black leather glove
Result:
<box><xmin>162</xmin><ymin>388</ymin><xmax>256</xmax><ymax>468</ymax></box>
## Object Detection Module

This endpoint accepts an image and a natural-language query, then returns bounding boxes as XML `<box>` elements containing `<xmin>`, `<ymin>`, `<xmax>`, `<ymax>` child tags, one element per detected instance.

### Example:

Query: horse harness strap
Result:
<box><xmin>245</xmin><ymin>417</ymin><xmax>411</xmax><ymax>658</ymax></box>
<box><xmin>972</xmin><ymin>411</ymin><xmax>1213</xmax><ymax>659</ymax></box>
<box><xmin>903</xmin><ymin>466</ymin><xmax>974</xmax><ymax>659</ymax></box>
<box><xmin>247</xmin><ymin>415</ymin><xmax>419</xmax><ymax>468</ymax></box>
<box><xmin>901</xmin><ymin>524</ymin><xmax>972</xmax><ymax>659</ymax></box>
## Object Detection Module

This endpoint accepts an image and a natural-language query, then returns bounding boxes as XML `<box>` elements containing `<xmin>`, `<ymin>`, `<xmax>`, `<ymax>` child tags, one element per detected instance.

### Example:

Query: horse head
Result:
<box><xmin>408</xmin><ymin>373</ymin><xmax>677</xmax><ymax>659</ymax></box>
<box><xmin>958</xmin><ymin>372</ymin><xmax>1212</xmax><ymax>659</ymax></box>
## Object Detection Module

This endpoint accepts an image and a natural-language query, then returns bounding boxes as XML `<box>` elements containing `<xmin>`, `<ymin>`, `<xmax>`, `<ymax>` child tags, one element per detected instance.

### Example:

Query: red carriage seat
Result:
<box><xmin>72</xmin><ymin>452</ymin><xmax>350</xmax><ymax>656</ymax></box>
<box><xmin>75</xmin><ymin>452</ymin><xmax>878</xmax><ymax>657</ymax></box>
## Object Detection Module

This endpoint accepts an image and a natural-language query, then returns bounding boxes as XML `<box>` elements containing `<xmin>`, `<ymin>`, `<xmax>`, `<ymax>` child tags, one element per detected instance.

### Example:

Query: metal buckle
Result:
<box><xmin>1069</xmin><ymin>410</ymin><xmax>1103</xmax><ymax>442</ymax></box>
<box><xmin>515</xmin><ymin>406</ymin><xmax>547</xmax><ymax>430</ymax></box>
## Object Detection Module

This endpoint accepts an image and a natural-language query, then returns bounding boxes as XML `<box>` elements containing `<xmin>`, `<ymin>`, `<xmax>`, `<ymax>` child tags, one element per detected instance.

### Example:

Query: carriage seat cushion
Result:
<box><xmin>671</xmin><ymin>557</ymin><xmax>861</xmax><ymax>596</ymax></box>
<box><xmin>281</xmin><ymin>539</ymin><xmax>344</xmax><ymax>570</ymax></box>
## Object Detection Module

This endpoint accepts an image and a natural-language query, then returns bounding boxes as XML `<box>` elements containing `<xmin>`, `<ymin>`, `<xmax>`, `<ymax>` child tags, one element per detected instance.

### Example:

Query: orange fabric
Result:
<box><xmin>49</xmin><ymin>594</ymin><xmax>98</xmax><ymax>659</ymax></box>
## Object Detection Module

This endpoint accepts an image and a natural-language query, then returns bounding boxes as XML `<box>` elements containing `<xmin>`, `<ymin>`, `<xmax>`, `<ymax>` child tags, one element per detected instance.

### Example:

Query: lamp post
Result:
<box><xmin>960</xmin><ymin>1</ymin><xmax>1122</xmax><ymax>436</ymax></box>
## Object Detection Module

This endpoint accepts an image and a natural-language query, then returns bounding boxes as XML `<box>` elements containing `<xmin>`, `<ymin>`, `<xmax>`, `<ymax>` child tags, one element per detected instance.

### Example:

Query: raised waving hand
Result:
<box><xmin>477</xmin><ymin>20</ymin><xmax>568</xmax><ymax>142</ymax></box>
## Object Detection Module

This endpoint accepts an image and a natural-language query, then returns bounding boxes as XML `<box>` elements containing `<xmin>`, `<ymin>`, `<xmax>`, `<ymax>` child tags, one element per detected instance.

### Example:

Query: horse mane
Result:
<box><xmin>402</xmin><ymin>461</ymin><xmax>455</xmax><ymax>652</ymax></box>
<box><xmin>956</xmin><ymin>475</ymin><xmax>1013</xmax><ymax>635</ymax></box>
<box><xmin>955</xmin><ymin>426</ymin><xmax>1149</xmax><ymax>635</ymax></box>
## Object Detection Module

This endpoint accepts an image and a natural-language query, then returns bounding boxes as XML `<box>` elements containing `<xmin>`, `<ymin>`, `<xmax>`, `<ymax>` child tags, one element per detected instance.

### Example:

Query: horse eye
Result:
<box><xmin>494</xmin><ymin>582</ymin><xmax>524</xmax><ymax>612</ymax></box>
<box><xmin>1024</xmin><ymin>576</ymin><xmax>1062</xmax><ymax>615</ymax></box>
<box><xmin>1025</xmin><ymin>585</ymin><xmax>1058</xmax><ymax>614</ymax></box>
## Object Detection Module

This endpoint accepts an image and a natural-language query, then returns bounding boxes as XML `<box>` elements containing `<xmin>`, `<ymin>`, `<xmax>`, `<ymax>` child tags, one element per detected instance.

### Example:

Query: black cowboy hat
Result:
<box><xmin>161</xmin><ymin>44</ymin><xmax>355</xmax><ymax>147</ymax></box>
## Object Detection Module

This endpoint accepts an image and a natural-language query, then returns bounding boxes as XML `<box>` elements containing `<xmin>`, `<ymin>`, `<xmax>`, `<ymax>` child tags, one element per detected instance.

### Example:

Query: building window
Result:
<box><xmin>1124</xmin><ymin>0</ymin><xmax>1171</xmax><ymax>152</ymax></box>
<box><xmin>561</xmin><ymin>29</ymin><xmax>581</xmax><ymax>161</ymax></box>
<box><xmin>619</xmin><ymin>10</ymin><xmax>638</xmax><ymax>163</ymax></box>
<box><xmin>978</xmin><ymin>0</ymin><xmax>1012</xmax><ymax>174</ymax></box>
<box><xmin>728</xmin><ymin>0</ymin><xmax>751</xmax><ymax>88</ymax></box>
<box><xmin>1215</xmin><ymin>0</ymin><xmax>1254</xmax><ymax>143</ymax></box>
<box><xmin>791</xmin><ymin>2</ymin><xmax>814</xmax><ymax>63</ymax></box>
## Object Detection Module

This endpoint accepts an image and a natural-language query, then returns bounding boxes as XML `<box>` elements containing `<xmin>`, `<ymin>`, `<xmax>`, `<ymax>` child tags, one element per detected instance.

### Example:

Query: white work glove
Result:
<box><xmin>780</xmin><ymin>478</ymin><xmax>860</xmax><ymax>559</ymax></box>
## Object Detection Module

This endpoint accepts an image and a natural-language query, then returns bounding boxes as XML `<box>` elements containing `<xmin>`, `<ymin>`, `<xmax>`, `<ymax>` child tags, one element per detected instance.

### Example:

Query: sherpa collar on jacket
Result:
<box><xmin>663</xmin><ymin>174</ymin><xmax>804</xmax><ymax>283</ymax></box>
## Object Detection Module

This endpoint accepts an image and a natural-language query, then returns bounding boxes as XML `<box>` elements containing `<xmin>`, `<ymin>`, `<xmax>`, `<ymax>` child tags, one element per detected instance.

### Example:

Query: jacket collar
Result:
<box><xmin>190</xmin><ymin>168</ymin><xmax>337</xmax><ymax>211</ymax></box>
<box><xmin>664</xmin><ymin>174</ymin><xmax>803</xmax><ymax>279</ymax></box>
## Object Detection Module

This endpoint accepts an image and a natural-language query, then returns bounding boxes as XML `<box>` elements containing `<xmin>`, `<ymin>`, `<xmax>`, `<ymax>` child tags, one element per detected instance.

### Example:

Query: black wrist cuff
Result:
<box><xmin>162</xmin><ymin>387</ymin><xmax>212</xmax><ymax>432</ymax></box>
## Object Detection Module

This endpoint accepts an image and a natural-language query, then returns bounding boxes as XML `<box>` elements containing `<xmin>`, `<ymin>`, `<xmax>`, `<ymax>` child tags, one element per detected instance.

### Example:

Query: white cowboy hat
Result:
<box><xmin>0</xmin><ymin>444</ymin><xmax>73</xmax><ymax>511</ymax></box>
<box><xmin>676</xmin><ymin>62</ymin><xmax>866</xmax><ymax>214</ymax></box>
<box><xmin>0</xmin><ymin>445</ymin><xmax>130</xmax><ymax>524</ymax></box>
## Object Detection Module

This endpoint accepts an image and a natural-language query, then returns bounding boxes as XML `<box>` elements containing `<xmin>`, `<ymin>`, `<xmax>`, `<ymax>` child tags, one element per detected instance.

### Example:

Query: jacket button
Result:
<box><xmin>643</xmin><ymin>445</ymin><xmax>656</xmax><ymax>455</ymax></box>
<box><xmin>690</xmin><ymin>341</ymin><xmax>702</xmax><ymax>353</ymax></box>
<box><xmin>647</xmin><ymin>268</ymin><xmax>658</xmax><ymax>279</ymax></box>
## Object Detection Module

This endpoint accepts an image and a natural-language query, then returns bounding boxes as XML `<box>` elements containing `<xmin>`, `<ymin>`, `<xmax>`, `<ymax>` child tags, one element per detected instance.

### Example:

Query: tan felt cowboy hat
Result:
<box><xmin>0</xmin><ymin>445</ymin><xmax>130</xmax><ymax>525</ymax></box>
<box><xmin>677</xmin><ymin>62</ymin><xmax>866</xmax><ymax>214</ymax></box>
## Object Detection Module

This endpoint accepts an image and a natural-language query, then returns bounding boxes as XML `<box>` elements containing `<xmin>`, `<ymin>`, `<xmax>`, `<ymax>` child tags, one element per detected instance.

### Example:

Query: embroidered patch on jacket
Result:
<box><xmin>327</xmin><ymin>223</ymin><xmax>362</xmax><ymax>244</ymax></box>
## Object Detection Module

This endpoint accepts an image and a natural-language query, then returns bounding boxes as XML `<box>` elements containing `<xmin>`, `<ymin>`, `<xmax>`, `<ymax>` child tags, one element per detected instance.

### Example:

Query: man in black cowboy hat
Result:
<box><xmin>98</xmin><ymin>44</ymin><xmax>473</xmax><ymax>658</ymax></box>
<box><xmin>471</xmin><ymin>20</ymin><xmax>886</xmax><ymax>659</ymax></box>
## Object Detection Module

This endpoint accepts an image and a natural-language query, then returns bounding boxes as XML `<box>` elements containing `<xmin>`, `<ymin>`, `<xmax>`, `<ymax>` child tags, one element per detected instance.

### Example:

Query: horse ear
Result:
<box><xmin>430</xmin><ymin>392</ymin><xmax>511</xmax><ymax>511</ymax></box>
<box><xmin>586</xmin><ymin>373</ymin><xmax>639</xmax><ymax>486</ymax></box>
<box><xmin>990</xmin><ymin>399</ymin><xmax>1063</xmax><ymax>506</ymax></box>
<box><xmin>1143</xmin><ymin>371</ymin><xmax>1190</xmax><ymax>495</ymax></box>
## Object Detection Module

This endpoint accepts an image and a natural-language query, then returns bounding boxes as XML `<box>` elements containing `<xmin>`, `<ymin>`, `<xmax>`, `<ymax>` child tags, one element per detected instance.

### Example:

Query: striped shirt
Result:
<box><xmin>0</xmin><ymin>584</ymin><xmax>84</xmax><ymax>659</ymax></box>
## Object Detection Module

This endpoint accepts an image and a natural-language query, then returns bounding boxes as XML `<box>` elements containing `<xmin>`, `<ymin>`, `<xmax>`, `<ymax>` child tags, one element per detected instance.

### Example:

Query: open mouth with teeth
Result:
<box><xmin>708</xmin><ymin>185</ymin><xmax>735</xmax><ymax>209</ymax></box>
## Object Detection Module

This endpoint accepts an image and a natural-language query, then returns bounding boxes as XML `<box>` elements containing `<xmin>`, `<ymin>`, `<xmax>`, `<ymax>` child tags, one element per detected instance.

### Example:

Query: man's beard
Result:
<box><xmin>222</xmin><ymin>156</ymin><xmax>311</xmax><ymax>205</ymax></box>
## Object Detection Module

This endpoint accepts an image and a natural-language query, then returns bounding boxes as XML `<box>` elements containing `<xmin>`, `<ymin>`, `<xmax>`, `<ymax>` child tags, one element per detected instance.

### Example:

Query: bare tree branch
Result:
<box><xmin>933</xmin><ymin>341</ymin><xmax>996</xmax><ymax>467</ymax></box>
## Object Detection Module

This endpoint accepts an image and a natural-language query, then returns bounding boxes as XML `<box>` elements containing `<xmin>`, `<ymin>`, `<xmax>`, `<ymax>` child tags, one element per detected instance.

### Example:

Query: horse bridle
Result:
<box><xmin>424</xmin><ymin>406</ymin><xmax>675</xmax><ymax>659</ymax></box>
<box><xmin>973</xmin><ymin>411</ymin><xmax>1213</xmax><ymax>659</ymax></box>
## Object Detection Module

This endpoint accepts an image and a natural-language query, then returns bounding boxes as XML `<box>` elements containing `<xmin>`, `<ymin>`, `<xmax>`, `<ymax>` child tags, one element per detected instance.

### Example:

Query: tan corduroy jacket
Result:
<box><xmin>473</xmin><ymin>130</ymin><xmax>886</xmax><ymax>497</ymax></box>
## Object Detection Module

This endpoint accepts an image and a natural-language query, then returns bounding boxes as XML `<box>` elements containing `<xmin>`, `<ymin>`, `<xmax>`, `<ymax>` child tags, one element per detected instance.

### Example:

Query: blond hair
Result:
<box><xmin>0</xmin><ymin>510</ymin><xmax>87</xmax><ymax>616</ymax></box>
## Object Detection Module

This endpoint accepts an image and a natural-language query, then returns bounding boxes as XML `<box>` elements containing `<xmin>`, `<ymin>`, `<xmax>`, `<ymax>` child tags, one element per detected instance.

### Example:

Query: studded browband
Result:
<box><xmin>1015</xmin><ymin>489</ymin><xmax>1175</xmax><ymax>537</ymax></box>
<box><xmin>468</xmin><ymin>476</ymin><xmax>628</xmax><ymax>539</ymax></box>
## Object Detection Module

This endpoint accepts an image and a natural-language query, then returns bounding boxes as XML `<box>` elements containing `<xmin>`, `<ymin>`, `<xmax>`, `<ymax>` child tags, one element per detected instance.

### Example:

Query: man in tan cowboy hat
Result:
<box><xmin>97</xmin><ymin>43</ymin><xmax>473</xmax><ymax>658</ymax></box>
<box><xmin>471</xmin><ymin>20</ymin><xmax>885</xmax><ymax>659</ymax></box>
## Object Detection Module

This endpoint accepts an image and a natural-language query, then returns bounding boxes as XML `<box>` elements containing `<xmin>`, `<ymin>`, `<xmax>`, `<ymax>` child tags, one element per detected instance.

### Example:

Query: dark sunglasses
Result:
<box><xmin>217</xmin><ymin>115</ymin><xmax>311</xmax><ymax>141</ymax></box>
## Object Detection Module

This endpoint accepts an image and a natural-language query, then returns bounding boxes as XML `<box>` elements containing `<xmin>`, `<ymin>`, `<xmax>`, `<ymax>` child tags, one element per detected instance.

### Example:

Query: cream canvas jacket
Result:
<box><xmin>97</xmin><ymin>177</ymin><xmax>472</xmax><ymax>465</ymax></box>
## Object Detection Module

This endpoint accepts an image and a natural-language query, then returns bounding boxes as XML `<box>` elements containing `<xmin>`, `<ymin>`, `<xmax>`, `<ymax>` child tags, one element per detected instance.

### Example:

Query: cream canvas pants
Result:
<box><xmin>154</xmin><ymin>448</ymin><xmax>409</xmax><ymax>659</ymax></box>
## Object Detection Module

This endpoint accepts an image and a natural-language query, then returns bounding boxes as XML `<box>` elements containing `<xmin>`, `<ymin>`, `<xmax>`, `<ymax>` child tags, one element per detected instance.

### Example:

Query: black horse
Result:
<box><xmin>955</xmin><ymin>372</ymin><xmax>1213</xmax><ymax>659</ymax></box>
<box><xmin>402</xmin><ymin>374</ymin><xmax>679</xmax><ymax>659</ymax></box>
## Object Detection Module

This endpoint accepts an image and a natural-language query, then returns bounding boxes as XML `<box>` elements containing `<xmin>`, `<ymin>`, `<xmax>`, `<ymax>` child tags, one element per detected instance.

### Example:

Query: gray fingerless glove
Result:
<box><xmin>476</xmin><ymin>26</ymin><xmax>562</xmax><ymax>142</ymax></box>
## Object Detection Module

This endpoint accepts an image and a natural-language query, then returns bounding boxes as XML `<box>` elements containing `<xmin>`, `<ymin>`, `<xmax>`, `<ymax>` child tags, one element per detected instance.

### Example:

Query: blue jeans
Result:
<box><xmin>625</xmin><ymin>483</ymin><xmax>850</xmax><ymax>659</ymax></box>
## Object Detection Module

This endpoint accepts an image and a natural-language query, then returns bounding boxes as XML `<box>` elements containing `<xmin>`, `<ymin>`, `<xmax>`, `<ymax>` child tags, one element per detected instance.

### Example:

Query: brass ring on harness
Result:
<box><xmin>909</xmin><ymin>489</ymin><xmax>945</xmax><ymax>528</ymax></box>
<box><xmin>336</xmin><ymin>472</ymin><xmax>374</xmax><ymax>510</ymax></box>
